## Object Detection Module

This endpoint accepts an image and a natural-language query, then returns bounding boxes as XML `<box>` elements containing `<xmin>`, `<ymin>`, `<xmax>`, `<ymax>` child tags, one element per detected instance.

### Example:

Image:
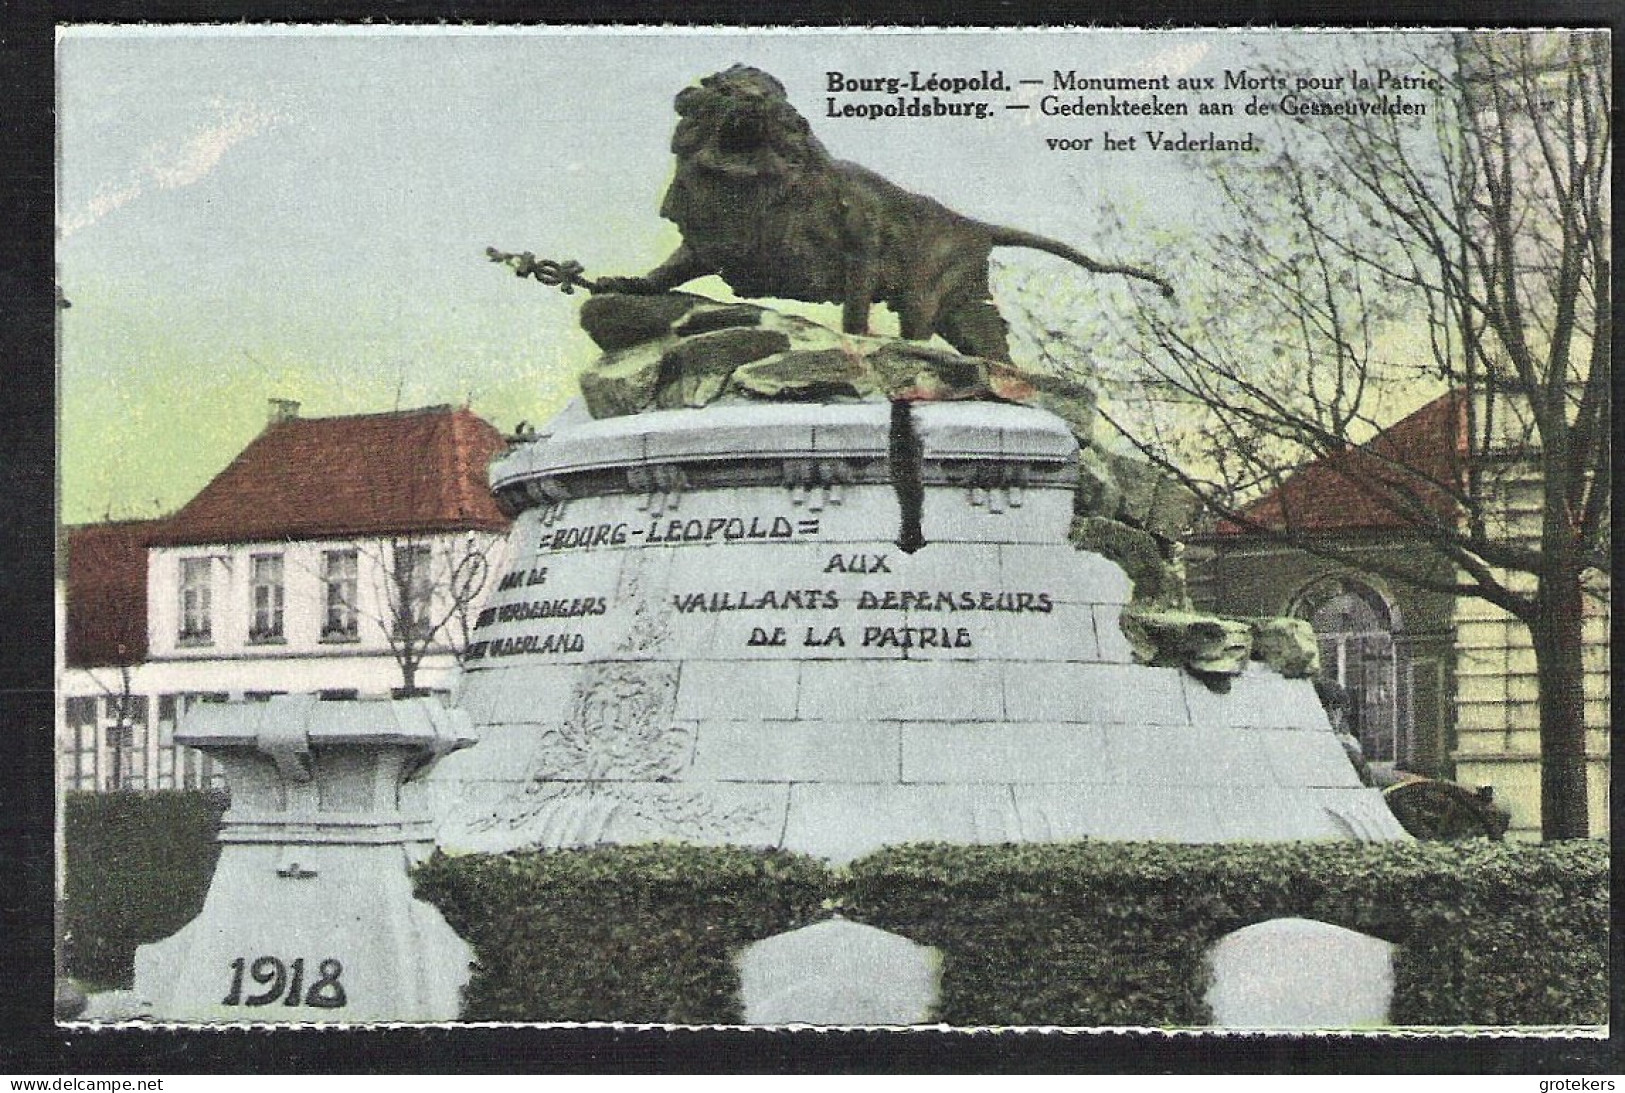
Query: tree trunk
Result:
<box><xmin>109</xmin><ymin>724</ymin><xmax>124</xmax><ymax>791</ymax></box>
<box><xmin>1532</xmin><ymin>565</ymin><xmax>1591</xmax><ymax>840</ymax></box>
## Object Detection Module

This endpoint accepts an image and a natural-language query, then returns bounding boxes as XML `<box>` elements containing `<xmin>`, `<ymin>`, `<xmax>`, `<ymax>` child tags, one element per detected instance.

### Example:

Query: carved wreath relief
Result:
<box><xmin>472</xmin><ymin>658</ymin><xmax>771</xmax><ymax>846</ymax></box>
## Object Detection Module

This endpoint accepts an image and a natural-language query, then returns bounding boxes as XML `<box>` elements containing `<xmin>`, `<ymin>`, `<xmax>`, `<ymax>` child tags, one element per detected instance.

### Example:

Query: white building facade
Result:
<box><xmin>60</xmin><ymin>404</ymin><xmax>513</xmax><ymax>793</ymax></box>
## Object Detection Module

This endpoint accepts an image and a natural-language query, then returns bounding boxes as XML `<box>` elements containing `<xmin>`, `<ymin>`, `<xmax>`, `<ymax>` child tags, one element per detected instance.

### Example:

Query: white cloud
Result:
<box><xmin>61</xmin><ymin>100</ymin><xmax>282</xmax><ymax>238</ymax></box>
<box><xmin>146</xmin><ymin>101</ymin><xmax>280</xmax><ymax>189</ymax></box>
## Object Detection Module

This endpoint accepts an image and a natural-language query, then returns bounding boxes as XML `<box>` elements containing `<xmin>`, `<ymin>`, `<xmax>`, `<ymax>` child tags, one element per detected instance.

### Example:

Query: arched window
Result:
<box><xmin>1291</xmin><ymin>576</ymin><xmax>1413</xmax><ymax>768</ymax></box>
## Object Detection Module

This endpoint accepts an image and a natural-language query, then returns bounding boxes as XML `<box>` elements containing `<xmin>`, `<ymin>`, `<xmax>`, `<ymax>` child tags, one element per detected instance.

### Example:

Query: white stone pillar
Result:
<box><xmin>134</xmin><ymin>695</ymin><xmax>476</xmax><ymax>1023</ymax></box>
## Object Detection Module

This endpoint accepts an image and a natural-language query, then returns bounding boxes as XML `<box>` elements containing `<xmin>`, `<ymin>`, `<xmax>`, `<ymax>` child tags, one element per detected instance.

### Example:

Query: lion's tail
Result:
<box><xmin>990</xmin><ymin>226</ymin><xmax>1174</xmax><ymax>298</ymax></box>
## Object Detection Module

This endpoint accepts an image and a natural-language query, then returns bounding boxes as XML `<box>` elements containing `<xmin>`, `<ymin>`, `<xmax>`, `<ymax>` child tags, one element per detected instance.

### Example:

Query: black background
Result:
<box><xmin>3</xmin><ymin>0</ymin><xmax>1620</xmax><ymax>1074</ymax></box>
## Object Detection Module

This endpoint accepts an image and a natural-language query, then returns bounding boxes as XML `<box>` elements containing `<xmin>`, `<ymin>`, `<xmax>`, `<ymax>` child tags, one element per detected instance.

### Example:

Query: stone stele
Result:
<box><xmin>1205</xmin><ymin>917</ymin><xmax>1396</xmax><ymax>1029</ymax></box>
<box><xmin>422</xmin><ymin>304</ymin><xmax>1408</xmax><ymax>859</ymax></box>
<box><xmin>133</xmin><ymin>695</ymin><xmax>476</xmax><ymax>1023</ymax></box>
<box><xmin>736</xmin><ymin>918</ymin><xmax>942</xmax><ymax>1026</ymax></box>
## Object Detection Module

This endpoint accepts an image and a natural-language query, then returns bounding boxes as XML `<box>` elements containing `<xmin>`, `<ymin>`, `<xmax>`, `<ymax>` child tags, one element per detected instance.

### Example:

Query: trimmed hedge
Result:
<box><xmin>413</xmin><ymin>845</ymin><xmax>829</xmax><ymax>1022</ymax></box>
<box><xmin>841</xmin><ymin>840</ymin><xmax>1608</xmax><ymax>1027</ymax></box>
<box><xmin>63</xmin><ymin>791</ymin><xmax>227</xmax><ymax>989</ymax></box>
<box><xmin>414</xmin><ymin>839</ymin><xmax>1608</xmax><ymax>1027</ymax></box>
<box><xmin>61</xmin><ymin>792</ymin><xmax>1606</xmax><ymax>1025</ymax></box>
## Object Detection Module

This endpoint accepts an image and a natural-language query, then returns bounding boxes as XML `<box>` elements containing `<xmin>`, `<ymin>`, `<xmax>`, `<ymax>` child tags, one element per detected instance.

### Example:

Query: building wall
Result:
<box><xmin>1449</xmin><ymin>465</ymin><xmax>1611</xmax><ymax>839</ymax></box>
<box><xmin>62</xmin><ymin>528</ymin><xmax>509</xmax><ymax>793</ymax></box>
<box><xmin>147</xmin><ymin>531</ymin><xmax>506</xmax><ymax>664</ymax></box>
<box><xmin>1186</xmin><ymin>535</ymin><xmax>1460</xmax><ymax>779</ymax></box>
<box><xmin>1189</xmin><ymin>523</ymin><xmax>1610</xmax><ymax>840</ymax></box>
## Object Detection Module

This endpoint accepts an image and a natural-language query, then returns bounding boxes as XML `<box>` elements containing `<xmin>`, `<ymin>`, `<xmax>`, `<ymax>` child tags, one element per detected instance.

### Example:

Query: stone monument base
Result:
<box><xmin>424</xmin><ymin>398</ymin><xmax>1408</xmax><ymax>861</ymax></box>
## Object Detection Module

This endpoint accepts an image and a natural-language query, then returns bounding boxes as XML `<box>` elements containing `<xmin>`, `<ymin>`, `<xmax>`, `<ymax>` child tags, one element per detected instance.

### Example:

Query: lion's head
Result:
<box><xmin>669</xmin><ymin>64</ymin><xmax>830</xmax><ymax>180</ymax></box>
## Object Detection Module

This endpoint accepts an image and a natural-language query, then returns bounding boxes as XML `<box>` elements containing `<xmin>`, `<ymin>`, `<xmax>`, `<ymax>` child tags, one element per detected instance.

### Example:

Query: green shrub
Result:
<box><xmin>411</xmin><ymin>844</ymin><xmax>829</xmax><ymax>1022</ymax></box>
<box><xmin>414</xmin><ymin>839</ymin><xmax>1607</xmax><ymax>1027</ymax></box>
<box><xmin>65</xmin><ymin>792</ymin><xmax>1604</xmax><ymax>1025</ymax></box>
<box><xmin>63</xmin><ymin>791</ymin><xmax>226</xmax><ymax>988</ymax></box>
<box><xmin>841</xmin><ymin>840</ymin><xmax>1609</xmax><ymax>1027</ymax></box>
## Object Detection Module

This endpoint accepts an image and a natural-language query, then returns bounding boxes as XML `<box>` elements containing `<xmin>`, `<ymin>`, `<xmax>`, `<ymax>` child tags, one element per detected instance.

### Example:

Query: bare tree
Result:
<box><xmin>1019</xmin><ymin>32</ymin><xmax>1608</xmax><ymax>839</ymax></box>
<box><xmin>88</xmin><ymin>662</ymin><xmax>143</xmax><ymax>791</ymax></box>
<box><xmin>369</xmin><ymin>532</ymin><xmax>495</xmax><ymax>697</ymax></box>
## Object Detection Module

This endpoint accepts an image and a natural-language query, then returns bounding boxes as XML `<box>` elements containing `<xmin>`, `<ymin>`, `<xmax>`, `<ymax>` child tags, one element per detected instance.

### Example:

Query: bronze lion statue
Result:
<box><xmin>597</xmin><ymin>65</ymin><xmax>1173</xmax><ymax>362</ymax></box>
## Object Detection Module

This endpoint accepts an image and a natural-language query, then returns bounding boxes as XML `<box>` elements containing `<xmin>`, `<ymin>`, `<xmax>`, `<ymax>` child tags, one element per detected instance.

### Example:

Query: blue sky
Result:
<box><xmin>56</xmin><ymin>26</ymin><xmax>1445</xmax><ymax>522</ymax></box>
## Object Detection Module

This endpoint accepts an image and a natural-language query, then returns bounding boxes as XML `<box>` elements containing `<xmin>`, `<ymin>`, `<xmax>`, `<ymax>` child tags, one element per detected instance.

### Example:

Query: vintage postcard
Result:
<box><xmin>50</xmin><ymin>22</ymin><xmax>1610</xmax><ymax>1063</ymax></box>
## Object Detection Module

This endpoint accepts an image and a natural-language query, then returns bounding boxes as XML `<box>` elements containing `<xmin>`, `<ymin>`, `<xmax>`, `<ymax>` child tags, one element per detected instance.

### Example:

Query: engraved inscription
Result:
<box><xmin>473</xmin><ymin>597</ymin><xmax>609</xmax><ymax>629</ymax></box>
<box><xmin>477</xmin><ymin>494</ymin><xmax>1065</xmax><ymax>661</ymax></box>
<box><xmin>643</xmin><ymin>515</ymin><xmax>815</xmax><ymax>544</ymax></box>
<box><xmin>824</xmin><ymin>552</ymin><xmax>890</xmax><ymax>573</ymax></box>
<box><xmin>538</xmin><ymin>522</ymin><xmax>631</xmax><ymax>552</ymax></box>
<box><xmin>497</xmin><ymin>567</ymin><xmax>551</xmax><ymax>591</ymax></box>
<box><xmin>671</xmin><ymin>589</ymin><xmax>840</xmax><ymax>613</ymax></box>
<box><xmin>861</xmin><ymin>625</ymin><xmax>974</xmax><ymax>649</ymax></box>
<box><xmin>464</xmin><ymin>632</ymin><xmax>586</xmax><ymax>660</ymax></box>
<box><xmin>223</xmin><ymin>956</ymin><xmax>346</xmax><ymax>1010</ymax></box>
<box><xmin>855</xmin><ymin>589</ymin><xmax>1054</xmax><ymax>612</ymax></box>
<box><xmin>531</xmin><ymin>512</ymin><xmax>822</xmax><ymax>553</ymax></box>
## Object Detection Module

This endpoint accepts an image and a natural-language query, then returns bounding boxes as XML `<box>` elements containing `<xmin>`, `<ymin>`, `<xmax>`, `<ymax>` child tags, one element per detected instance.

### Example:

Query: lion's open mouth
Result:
<box><xmin>714</xmin><ymin>115</ymin><xmax>765</xmax><ymax>154</ymax></box>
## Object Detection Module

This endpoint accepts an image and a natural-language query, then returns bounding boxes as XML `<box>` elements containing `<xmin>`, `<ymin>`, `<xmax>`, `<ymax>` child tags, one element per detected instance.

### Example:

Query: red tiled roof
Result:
<box><xmin>65</xmin><ymin>519</ymin><xmax>162</xmax><ymax>667</ymax></box>
<box><xmin>150</xmin><ymin>406</ymin><xmax>511</xmax><ymax>547</ymax></box>
<box><xmin>1218</xmin><ymin>390</ymin><xmax>1468</xmax><ymax>535</ymax></box>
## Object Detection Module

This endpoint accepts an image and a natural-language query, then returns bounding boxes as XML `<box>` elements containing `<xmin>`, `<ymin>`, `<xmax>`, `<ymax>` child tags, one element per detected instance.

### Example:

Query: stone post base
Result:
<box><xmin>135</xmin><ymin>843</ymin><xmax>470</xmax><ymax>1023</ymax></box>
<box><xmin>132</xmin><ymin>695</ymin><xmax>477</xmax><ymax>1023</ymax></box>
